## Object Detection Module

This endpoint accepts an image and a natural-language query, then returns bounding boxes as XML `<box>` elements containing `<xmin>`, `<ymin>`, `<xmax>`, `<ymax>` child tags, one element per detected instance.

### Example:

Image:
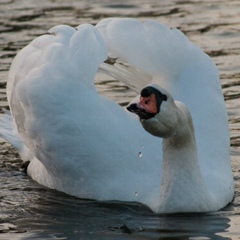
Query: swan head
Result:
<box><xmin>127</xmin><ymin>84</ymin><xmax>179</xmax><ymax>138</ymax></box>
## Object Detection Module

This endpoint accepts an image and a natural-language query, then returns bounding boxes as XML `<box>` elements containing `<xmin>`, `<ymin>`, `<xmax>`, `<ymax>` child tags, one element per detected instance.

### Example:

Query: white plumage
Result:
<box><xmin>0</xmin><ymin>18</ymin><xmax>234</xmax><ymax>213</ymax></box>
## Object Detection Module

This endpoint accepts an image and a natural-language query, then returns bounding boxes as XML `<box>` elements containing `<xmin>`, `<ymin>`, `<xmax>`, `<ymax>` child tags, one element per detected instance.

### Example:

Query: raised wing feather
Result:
<box><xmin>97</xmin><ymin>18</ymin><xmax>194</xmax><ymax>87</ymax></box>
<box><xmin>8</xmin><ymin>24</ymin><xmax>107</xmax><ymax>158</ymax></box>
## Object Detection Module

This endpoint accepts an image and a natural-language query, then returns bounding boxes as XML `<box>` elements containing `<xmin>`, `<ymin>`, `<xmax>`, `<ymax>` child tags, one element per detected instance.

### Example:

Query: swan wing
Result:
<box><xmin>96</xmin><ymin>18</ymin><xmax>191</xmax><ymax>83</ymax></box>
<box><xmin>7</xmin><ymin>24</ymin><xmax>107</xmax><ymax>154</ymax></box>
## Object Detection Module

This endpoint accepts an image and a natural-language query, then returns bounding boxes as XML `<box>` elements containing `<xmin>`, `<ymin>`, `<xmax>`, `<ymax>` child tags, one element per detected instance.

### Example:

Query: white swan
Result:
<box><xmin>0</xmin><ymin>18</ymin><xmax>234</xmax><ymax>213</ymax></box>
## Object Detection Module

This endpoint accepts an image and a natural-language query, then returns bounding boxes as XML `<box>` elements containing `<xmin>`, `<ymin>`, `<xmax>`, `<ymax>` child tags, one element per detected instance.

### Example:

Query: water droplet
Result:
<box><xmin>138</xmin><ymin>152</ymin><xmax>142</xmax><ymax>158</ymax></box>
<box><xmin>135</xmin><ymin>192</ymin><xmax>138</xmax><ymax>196</ymax></box>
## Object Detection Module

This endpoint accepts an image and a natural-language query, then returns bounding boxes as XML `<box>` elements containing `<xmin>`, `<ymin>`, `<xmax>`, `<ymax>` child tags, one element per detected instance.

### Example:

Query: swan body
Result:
<box><xmin>0</xmin><ymin>18</ymin><xmax>234</xmax><ymax>213</ymax></box>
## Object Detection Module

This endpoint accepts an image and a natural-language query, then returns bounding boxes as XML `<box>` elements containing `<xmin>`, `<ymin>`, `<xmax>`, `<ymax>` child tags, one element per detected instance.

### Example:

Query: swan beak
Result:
<box><xmin>127</xmin><ymin>102</ymin><xmax>156</xmax><ymax>120</ymax></box>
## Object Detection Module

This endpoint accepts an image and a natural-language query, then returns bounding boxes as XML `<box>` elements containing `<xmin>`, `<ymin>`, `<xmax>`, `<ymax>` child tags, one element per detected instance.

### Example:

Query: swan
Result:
<box><xmin>0</xmin><ymin>18</ymin><xmax>234</xmax><ymax>213</ymax></box>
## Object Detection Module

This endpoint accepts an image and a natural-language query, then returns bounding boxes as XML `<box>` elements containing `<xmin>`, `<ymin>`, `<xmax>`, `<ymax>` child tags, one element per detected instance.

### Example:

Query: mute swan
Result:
<box><xmin>0</xmin><ymin>18</ymin><xmax>234</xmax><ymax>213</ymax></box>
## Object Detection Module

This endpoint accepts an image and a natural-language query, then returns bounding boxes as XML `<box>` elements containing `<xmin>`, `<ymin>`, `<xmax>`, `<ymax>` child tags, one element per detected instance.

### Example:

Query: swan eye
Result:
<box><xmin>140</xmin><ymin>96</ymin><xmax>152</xmax><ymax>106</ymax></box>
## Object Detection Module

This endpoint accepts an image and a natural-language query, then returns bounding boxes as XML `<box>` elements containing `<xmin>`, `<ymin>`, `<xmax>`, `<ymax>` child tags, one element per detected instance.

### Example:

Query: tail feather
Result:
<box><xmin>0</xmin><ymin>111</ymin><xmax>33</xmax><ymax>162</ymax></box>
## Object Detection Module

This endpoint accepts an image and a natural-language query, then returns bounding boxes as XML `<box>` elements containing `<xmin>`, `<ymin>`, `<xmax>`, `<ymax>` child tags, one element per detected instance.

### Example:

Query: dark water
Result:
<box><xmin>0</xmin><ymin>0</ymin><xmax>240</xmax><ymax>239</ymax></box>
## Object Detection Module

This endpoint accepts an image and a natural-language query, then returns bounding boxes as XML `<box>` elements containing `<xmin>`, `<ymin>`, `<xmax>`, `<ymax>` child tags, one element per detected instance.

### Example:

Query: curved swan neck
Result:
<box><xmin>158</xmin><ymin>102</ymin><xmax>215</xmax><ymax>213</ymax></box>
<box><xmin>164</xmin><ymin>102</ymin><xmax>197</xmax><ymax>149</ymax></box>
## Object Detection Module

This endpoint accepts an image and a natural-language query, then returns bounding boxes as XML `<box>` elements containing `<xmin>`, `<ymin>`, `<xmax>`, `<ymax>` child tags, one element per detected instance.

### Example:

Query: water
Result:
<box><xmin>0</xmin><ymin>0</ymin><xmax>240</xmax><ymax>239</ymax></box>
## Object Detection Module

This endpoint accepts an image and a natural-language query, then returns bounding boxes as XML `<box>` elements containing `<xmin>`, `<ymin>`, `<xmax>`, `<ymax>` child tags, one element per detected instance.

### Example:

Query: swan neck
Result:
<box><xmin>158</xmin><ymin>103</ymin><xmax>214</xmax><ymax>213</ymax></box>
